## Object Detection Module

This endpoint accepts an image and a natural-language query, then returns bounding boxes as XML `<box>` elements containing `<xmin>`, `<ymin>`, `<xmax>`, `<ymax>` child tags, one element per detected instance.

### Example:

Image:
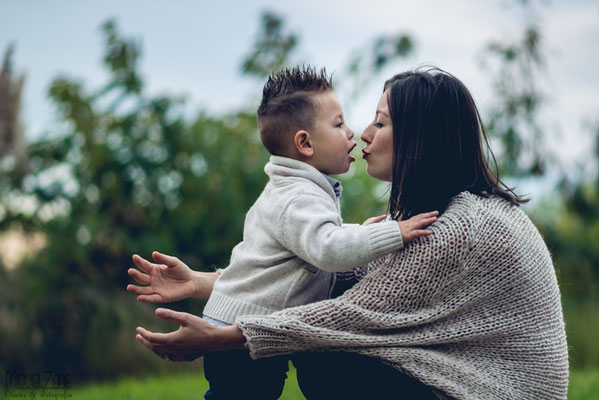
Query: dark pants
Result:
<box><xmin>292</xmin><ymin>351</ymin><xmax>440</xmax><ymax>400</ymax></box>
<box><xmin>203</xmin><ymin>349</ymin><xmax>289</xmax><ymax>400</ymax></box>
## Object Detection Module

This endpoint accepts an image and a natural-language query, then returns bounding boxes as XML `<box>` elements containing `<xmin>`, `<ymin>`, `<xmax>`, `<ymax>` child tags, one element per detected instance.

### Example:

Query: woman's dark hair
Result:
<box><xmin>384</xmin><ymin>67</ymin><xmax>527</xmax><ymax>219</ymax></box>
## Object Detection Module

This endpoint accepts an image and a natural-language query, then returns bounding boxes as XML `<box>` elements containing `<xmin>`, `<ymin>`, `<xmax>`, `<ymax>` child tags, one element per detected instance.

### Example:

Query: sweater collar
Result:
<box><xmin>265</xmin><ymin>156</ymin><xmax>343</xmax><ymax>200</ymax></box>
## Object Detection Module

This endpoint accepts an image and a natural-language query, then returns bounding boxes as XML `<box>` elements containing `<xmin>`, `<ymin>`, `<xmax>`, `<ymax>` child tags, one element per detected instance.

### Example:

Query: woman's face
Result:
<box><xmin>361</xmin><ymin>90</ymin><xmax>394</xmax><ymax>182</ymax></box>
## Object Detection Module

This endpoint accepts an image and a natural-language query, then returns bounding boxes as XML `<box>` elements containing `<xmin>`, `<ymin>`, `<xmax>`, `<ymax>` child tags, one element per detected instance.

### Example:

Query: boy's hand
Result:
<box><xmin>398</xmin><ymin>211</ymin><xmax>439</xmax><ymax>243</ymax></box>
<box><xmin>127</xmin><ymin>251</ymin><xmax>199</xmax><ymax>303</ymax></box>
<box><xmin>362</xmin><ymin>214</ymin><xmax>387</xmax><ymax>226</ymax></box>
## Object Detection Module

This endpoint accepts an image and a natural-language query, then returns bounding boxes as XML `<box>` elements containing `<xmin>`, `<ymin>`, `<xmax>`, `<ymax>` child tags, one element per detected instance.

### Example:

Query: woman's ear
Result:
<box><xmin>293</xmin><ymin>130</ymin><xmax>314</xmax><ymax>157</ymax></box>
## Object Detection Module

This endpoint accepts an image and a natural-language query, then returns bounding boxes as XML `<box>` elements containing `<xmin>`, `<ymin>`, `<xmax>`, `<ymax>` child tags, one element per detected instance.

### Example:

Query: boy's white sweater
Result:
<box><xmin>203</xmin><ymin>156</ymin><xmax>403</xmax><ymax>324</ymax></box>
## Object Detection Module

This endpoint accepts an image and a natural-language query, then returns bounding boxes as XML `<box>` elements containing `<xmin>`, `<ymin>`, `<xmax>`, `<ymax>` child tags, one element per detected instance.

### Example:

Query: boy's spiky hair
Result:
<box><xmin>257</xmin><ymin>65</ymin><xmax>333</xmax><ymax>155</ymax></box>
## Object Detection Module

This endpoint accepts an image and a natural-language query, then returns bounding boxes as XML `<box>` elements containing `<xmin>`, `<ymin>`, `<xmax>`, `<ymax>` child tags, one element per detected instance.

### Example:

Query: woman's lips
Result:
<box><xmin>362</xmin><ymin>149</ymin><xmax>370</xmax><ymax>159</ymax></box>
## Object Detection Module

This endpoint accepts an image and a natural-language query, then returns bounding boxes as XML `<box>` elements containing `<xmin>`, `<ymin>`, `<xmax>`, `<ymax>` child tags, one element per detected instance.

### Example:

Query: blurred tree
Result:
<box><xmin>0</xmin><ymin>20</ymin><xmax>269</xmax><ymax>381</ymax></box>
<box><xmin>535</xmin><ymin>120</ymin><xmax>599</xmax><ymax>368</ymax></box>
<box><xmin>480</xmin><ymin>1</ymin><xmax>552</xmax><ymax>177</ymax></box>
<box><xmin>241</xmin><ymin>11</ymin><xmax>299</xmax><ymax>78</ymax></box>
<box><xmin>0</xmin><ymin>44</ymin><xmax>28</xmax><ymax>173</ymax></box>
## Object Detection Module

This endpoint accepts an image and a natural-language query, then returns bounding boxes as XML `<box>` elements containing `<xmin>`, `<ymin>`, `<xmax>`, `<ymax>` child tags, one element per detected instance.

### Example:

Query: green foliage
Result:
<box><xmin>241</xmin><ymin>11</ymin><xmax>299</xmax><ymax>78</ymax></box>
<box><xmin>480</xmin><ymin>3</ymin><xmax>551</xmax><ymax>177</ymax></box>
<box><xmin>344</xmin><ymin>33</ymin><xmax>414</xmax><ymax>100</ymax></box>
<box><xmin>533</xmin><ymin>121</ymin><xmax>599</xmax><ymax>369</ymax></box>
<box><xmin>0</xmin><ymin>19</ymin><xmax>270</xmax><ymax>381</ymax></box>
<box><xmin>0</xmin><ymin>12</ymin><xmax>410</xmax><ymax>381</ymax></box>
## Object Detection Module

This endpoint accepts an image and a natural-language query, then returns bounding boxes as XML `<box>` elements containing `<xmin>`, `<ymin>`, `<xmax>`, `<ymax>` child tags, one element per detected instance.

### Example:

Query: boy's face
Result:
<box><xmin>308</xmin><ymin>91</ymin><xmax>356</xmax><ymax>175</ymax></box>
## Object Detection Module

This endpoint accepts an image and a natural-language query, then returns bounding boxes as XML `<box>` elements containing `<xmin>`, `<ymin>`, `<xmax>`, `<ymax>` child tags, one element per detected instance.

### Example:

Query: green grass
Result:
<box><xmin>568</xmin><ymin>369</ymin><xmax>599</xmax><ymax>400</ymax></box>
<box><xmin>69</xmin><ymin>366</ymin><xmax>598</xmax><ymax>399</ymax></box>
<box><xmin>71</xmin><ymin>362</ymin><xmax>303</xmax><ymax>400</ymax></box>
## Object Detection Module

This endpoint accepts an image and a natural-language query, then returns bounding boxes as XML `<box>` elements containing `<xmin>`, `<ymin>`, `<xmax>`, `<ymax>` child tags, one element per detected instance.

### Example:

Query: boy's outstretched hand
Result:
<box><xmin>127</xmin><ymin>252</ymin><xmax>202</xmax><ymax>303</ymax></box>
<box><xmin>398</xmin><ymin>211</ymin><xmax>438</xmax><ymax>243</ymax></box>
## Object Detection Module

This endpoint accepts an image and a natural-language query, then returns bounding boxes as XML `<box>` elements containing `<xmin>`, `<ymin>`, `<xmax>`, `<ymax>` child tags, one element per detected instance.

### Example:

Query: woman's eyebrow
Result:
<box><xmin>376</xmin><ymin>109</ymin><xmax>390</xmax><ymax>118</ymax></box>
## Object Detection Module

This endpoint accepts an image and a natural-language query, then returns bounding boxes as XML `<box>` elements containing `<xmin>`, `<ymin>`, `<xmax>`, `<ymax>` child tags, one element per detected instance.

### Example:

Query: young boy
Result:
<box><xmin>200</xmin><ymin>66</ymin><xmax>437</xmax><ymax>399</ymax></box>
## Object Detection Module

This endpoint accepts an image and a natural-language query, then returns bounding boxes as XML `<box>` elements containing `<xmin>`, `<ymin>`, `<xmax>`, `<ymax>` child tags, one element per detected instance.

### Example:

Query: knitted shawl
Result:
<box><xmin>236</xmin><ymin>192</ymin><xmax>569</xmax><ymax>399</ymax></box>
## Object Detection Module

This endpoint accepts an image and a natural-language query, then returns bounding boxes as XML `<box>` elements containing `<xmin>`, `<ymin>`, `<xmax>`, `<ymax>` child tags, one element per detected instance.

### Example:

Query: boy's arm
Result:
<box><xmin>127</xmin><ymin>252</ymin><xmax>219</xmax><ymax>302</ymax></box>
<box><xmin>277</xmin><ymin>195</ymin><xmax>435</xmax><ymax>272</ymax></box>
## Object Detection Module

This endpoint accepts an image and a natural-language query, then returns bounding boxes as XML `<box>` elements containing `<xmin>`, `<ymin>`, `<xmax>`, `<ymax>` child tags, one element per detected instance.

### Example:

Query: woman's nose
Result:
<box><xmin>361</xmin><ymin>126</ymin><xmax>372</xmax><ymax>143</ymax></box>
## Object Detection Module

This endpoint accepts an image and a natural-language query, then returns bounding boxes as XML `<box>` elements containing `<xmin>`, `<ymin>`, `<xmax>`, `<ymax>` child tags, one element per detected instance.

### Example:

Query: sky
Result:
<box><xmin>1</xmin><ymin>0</ymin><xmax>598</xmax><ymax>200</ymax></box>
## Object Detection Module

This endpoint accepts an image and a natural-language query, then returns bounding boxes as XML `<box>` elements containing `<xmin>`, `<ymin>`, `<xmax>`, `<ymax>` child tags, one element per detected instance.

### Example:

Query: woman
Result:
<box><xmin>130</xmin><ymin>68</ymin><xmax>569</xmax><ymax>399</ymax></box>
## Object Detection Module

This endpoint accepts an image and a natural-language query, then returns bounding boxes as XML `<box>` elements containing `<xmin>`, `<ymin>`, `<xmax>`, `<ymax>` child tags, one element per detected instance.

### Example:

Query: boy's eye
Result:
<box><xmin>336</xmin><ymin>122</ymin><xmax>344</xmax><ymax>128</ymax></box>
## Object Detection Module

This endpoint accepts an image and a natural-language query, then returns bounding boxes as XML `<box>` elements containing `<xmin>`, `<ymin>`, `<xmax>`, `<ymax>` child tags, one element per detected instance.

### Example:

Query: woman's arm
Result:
<box><xmin>135</xmin><ymin>208</ymin><xmax>473</xmax><ymax>362</ymax></box>
<box><xmin>237</xmin><ymin>209</ymin><xmax>475</xmax><ymax>360</ymax></box>
<box><xmin>135</xmin><ymin>308</ymin><xmax>245</xmax><ymax>361</ymax></box>
<box><xmin>127</xmin><ymin>252</ymin><xmax>220</xmax><ymax>302</ymax></box>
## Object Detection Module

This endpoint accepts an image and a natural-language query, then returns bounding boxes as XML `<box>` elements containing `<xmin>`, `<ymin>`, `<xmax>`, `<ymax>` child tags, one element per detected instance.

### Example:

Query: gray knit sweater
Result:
<box><xmin>203</xmin><ymin>156</ymin><xmax>404</xmax><ymax>324</ymax></box>
<box><xmin>237</xmin><ymin>192</ymin><xmax>569</xmax><ymax>399</ymax></box>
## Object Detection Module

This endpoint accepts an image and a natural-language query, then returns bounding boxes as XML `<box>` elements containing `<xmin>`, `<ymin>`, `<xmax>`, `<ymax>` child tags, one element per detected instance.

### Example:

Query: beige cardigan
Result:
<box><xmin>237</xmin><ymin>192</ymin><xmax>569</xmax><ymax>400</ymax></box>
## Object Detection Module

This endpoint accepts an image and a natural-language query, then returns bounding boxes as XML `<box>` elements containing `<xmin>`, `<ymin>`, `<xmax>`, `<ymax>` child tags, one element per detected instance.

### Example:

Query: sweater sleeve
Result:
<box><xmin>276</xmin><ymin>194</ymin><xmax>403</xmax><ymax>272</ymax></box>
<box><xmin>236</xmin><ymin>208</ymin><xmax>475</xmax><ymax>359</ymax></box>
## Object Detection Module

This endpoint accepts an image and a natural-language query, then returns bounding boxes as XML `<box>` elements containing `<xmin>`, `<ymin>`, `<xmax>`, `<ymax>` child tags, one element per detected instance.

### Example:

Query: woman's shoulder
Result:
<box><xmin>448</xmin><ymin>191</ymin><xmax>523</xmax><ymax>218</ymax></box>
<box><xmin>449</xmin><ymin>191</ymin><xmax>541</xmax><ymax>245</ymax></box>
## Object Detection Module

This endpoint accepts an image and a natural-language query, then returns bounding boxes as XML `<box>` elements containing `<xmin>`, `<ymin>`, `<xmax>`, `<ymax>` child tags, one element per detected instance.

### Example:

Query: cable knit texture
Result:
<box><xmin>203</xmin><ymin>156</ymin><xmax>403</xmax><ymax>324</ymax></box>
<box><xmin>236</xmin><ymin>192</ymin><xmax>569</xmax><ymax>399</ymax></box>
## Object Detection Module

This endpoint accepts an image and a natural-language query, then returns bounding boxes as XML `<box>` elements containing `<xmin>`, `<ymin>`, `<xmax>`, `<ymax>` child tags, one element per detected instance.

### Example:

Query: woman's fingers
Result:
<box><xmin>128</xmin><ymin>268</ymin><xmax>151</xmax><ymax>285</ymax></box>
<box><xmin>136</xmin><ymin>326</ymin><xmax>173</xmax><ymax>345</ymax></box>
<box><xmin>155</xmin><ymin>308</ymin><xmax>190</xmax><ymax>326</ymax></box>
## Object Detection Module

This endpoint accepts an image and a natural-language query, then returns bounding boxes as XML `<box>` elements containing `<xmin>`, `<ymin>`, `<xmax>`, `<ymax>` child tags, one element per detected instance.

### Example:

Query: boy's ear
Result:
<box><xmin>293</xmin><ymin>130</ymin><xmax>314</xmax><ymax>157</ymax></box>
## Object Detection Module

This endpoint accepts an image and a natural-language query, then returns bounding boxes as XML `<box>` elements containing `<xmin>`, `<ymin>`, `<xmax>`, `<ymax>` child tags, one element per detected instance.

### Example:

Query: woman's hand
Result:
<box><xmin>398</xmin><ymin>211</ymin><xmax>438</xmax><ymax>243</ymax></box>
<box><xmin>136</xmin><ymin>308</ymin><xmax>246</xmax><ymax>362</ymax></box>
<box><xmin>127</xmin><ymin>251</ymin><xmax>218</xmax><ymax>302</ymax></box>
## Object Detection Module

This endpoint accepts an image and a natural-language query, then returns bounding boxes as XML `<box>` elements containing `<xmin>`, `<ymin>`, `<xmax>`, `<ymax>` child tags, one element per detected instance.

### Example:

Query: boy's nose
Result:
<box><xmin>346</xmin><ymin>128</ymin><xmax>354</xmax><ymax>140</ymax></box>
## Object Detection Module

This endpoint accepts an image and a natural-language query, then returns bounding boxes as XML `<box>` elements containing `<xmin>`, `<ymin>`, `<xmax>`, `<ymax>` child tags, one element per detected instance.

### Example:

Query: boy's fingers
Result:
<box><xmin>127</xmin><ymin>284</ymin><xmax>154</xmax><ymax>295</ymax></box>
<box><xmin>412</xmin><ymin>217</ymin><xmax>436</xmax><ymax>229</ymax></box>
<box><xmin>416</xmin><ymin>211</ymin><xmax>439</xmax><ymax>220</ymax></box>
<box><xmin>132</xmin><ymin>254</ymin><xmax>159</xmax><ymax>274</ymax></box>
<box><xmin>152</xmin><ymin>251</ymin><xmax>179</xmax><ymax>268</ymax></box>
<box><xmin>128</xmin><ymin>268</ymin><xmax>151</xmax><ymax>285</ymax></box>
<box><xmin>137</xmin><ymin>294</ymin><xmax>163</xmax><ymax>303</ymax></box>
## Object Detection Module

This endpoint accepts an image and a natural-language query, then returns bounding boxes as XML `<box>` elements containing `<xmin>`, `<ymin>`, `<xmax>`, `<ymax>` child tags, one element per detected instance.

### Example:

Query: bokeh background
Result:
<box><xmin>1</xmin><ymin>0</ymin><xmax>598</xmax><ymax>397</ymax></box>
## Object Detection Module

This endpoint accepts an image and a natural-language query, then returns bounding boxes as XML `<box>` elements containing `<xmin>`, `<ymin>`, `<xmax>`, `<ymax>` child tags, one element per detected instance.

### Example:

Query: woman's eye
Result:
<box><xmin>374</xmin><ymin>122</ymin><xmax>383</xmax><ymax>128</ymax></box>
